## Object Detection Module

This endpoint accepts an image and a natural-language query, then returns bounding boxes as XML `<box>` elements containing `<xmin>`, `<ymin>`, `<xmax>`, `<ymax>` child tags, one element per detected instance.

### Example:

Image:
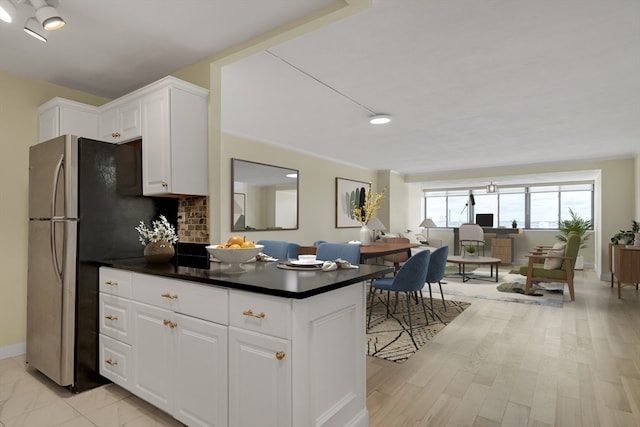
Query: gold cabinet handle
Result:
<box><xmin>105</xmin><ymin>280</ymin><xmax>118</xmax><ymax>286</ymax></box>
<box><xmin>112</xmin><ymin>132</ymin><xmax>120</xmax><ymax>138</ymax></box>
<box><xmin>105</xmin><ymin>358</ymin><xmax>118</xmax><ymax>366</ymax></box>
<box><xmin>243</xmin><ymin>309</ymin><xmax>265</xmax><ymax>319</ymax></box>
<box><xmin>163</xmin><ymin>319</ymin><xmax>178</xmax><ymax>328</ymax></box>
<box><xmin>275</xmin><ymin>352</ymin><xmax>285</xmax><ymax>360</ymax></box>
<box><xmin>161</xmin><ymin>181</ymin><xmax>168</xmax><ymax>188</ymax></box>
<box><xmin>161</xmin><ymin>292</ymin><xmax>178</xmax><ymax>299</ymax></box>
<box><xmin>105</xmin><ymin>315</ymin><xmax>118</xmax><ymax>321</ymax></box>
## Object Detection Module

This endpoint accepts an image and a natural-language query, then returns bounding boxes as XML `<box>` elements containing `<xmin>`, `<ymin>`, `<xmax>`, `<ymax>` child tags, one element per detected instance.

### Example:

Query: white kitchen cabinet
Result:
<box><xmin>98</xmin><ymin>98</ymin><xmax>142</xmax><ymax>143</ymax></box>
<box><xmin>99</xmin><ymin>268</ymin><xmax>228</xmax><ymax>427</ymax></box>
<box><xmin>38</xmin><ymin>98</ymin><xmax>99</xmax><ymax>142</ymax></box>
<box><xmin>141</xmin><ymin>79</ymin><xmax>208</xmax><ymax>196</ymax></box>
<box><xmin>100</xmin><ymin>267</ymin><xmax>368</xmax><ymax>427</ymax></box>
<box><xmin>228</xmin><ymin>327</ymin><xmax>291</xmax><ymax>427</ymax></box>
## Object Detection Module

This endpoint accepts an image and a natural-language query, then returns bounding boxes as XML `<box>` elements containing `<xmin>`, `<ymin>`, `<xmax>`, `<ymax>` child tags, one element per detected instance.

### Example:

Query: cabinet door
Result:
<box><xmin>174</xmin><ymin>314</ymin><xmax>228</xmax><ymax>427</ymax></box>
<box><xmin>141</xmin><ymin>88</ymin><xmax>172</xmax><ymax>195</ymax></box>
<box><xmin>131</xmin><ymin>301</ymin><xmax>174</xmax><ymax>413</ymax></box>
<box><xmin>228</xmin><ymin>327</ymin><xmax>291</xmax><ymax>427</ymax></box>
<box><xmin>99</xmin><ymin>106</ymin><xmax>119</xmax><ymax>142</ymax></box>
<box><xmin>118</xmin><ymin>99</ymin><xmax>142</xmax><ymax>142</ymax></box>
<box><xmin>39</xmin><ymin>106</ymin><xmax>60</xmax><ymax>143</ymax></box>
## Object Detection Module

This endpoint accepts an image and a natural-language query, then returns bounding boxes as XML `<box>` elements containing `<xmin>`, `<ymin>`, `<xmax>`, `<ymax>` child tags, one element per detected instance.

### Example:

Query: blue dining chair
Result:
<box><xmin>316</xmin><ymin>243</ymin><xmax>360</xmax><ymax>265</ymax></box>
<box><xmin>256</xmin><ymin>240</ymin><xmax>298</xmax><ymax>261</ymax></box>
<box><xmin>367</xmin><ymin>249</ymin><xmax>431</xmax><ymax>350</ymax></box>
<box><xmin>313</xmin><ymin>240</ymin><xmax>327</xmax><ymax>246</ymax></box>
<box><xmin>424</xmin><ymin>246</ymin><xmax>449</xmax><ymax>314</ymax></box>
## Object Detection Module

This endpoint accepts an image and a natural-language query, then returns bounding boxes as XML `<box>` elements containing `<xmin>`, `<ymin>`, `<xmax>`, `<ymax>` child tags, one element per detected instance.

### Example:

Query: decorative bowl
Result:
<box><xmin>205</xmin><ymin>244</ymin><xmax>264</xmax><ymax>273</ymax></box>
<box><xmin>298</xmin><ymin>254</ymin><xmax>317</xmax><ymax>263</ymax></box>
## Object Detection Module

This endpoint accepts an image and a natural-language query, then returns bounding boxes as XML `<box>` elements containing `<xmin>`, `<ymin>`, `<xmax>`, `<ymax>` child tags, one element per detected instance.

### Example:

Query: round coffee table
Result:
<box><xmin>446</xmin><ymin>255</ymin><xmax>502</xmax><ymax>282</ymax></box>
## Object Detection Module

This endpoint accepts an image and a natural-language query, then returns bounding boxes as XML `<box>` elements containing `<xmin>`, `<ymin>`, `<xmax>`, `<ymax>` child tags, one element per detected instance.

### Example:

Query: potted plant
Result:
<box><xmin>511</xmin><ymin>219</ymin><xmax>517</xmax><ymax>229</ymax></box>
<box><xmin>464</xmin><ymin>244</ymin><xmax>478</xmax><ymax>257</ymax></box>
<box><xmin>611</xmin><ymin>220</ymin><xmax>639</xmax><ymax>245</ymax></box>
<box><xmin>556</xmin><ymin>208</ymin><xmax>592</xmax><ymax>270</ymax></box>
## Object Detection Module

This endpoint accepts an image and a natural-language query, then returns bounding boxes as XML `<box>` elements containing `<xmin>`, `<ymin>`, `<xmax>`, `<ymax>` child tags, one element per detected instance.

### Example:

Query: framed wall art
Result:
<box><xmin>335</xmin><ymin>177</ymin><xmax>370</xmax><ymax>228</ymax></box>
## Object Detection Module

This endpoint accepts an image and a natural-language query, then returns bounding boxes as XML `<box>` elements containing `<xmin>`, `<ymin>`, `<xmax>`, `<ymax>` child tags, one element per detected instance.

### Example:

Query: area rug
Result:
<box><xmin>441</xmin><ymin>267</ymin><xmax>565</xmax><ymax>307</ymax></box>
<box><xmin>366</xmin><ymin>295</ymin><xmax>470</xmax><ymax>363</ymax></box>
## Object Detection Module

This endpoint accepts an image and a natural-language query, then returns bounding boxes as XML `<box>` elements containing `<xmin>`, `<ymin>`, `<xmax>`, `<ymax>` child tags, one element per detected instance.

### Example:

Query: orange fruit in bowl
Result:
<box><xmin>226</xmin><ymin>235</ymin><xmax>244</xmax><ymax>246</ymax></box>
<box><xmin>241</xmin><ymin>240</ymin><xmax>255</xmax><ymax>248</ymax></box>
<box><xmin>229</xmin><ymin>244</ymin><xmax>241</xmax><ymax>249</ymax></box>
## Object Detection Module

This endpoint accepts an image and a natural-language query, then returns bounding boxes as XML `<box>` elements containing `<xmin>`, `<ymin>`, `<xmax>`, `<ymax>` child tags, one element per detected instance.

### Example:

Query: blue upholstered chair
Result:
<box><xmin>367</xmin><ymin>249</ymin><xmax>431</xmax><ymax>349</ymax></box>
<box><xmin>316</xmin><ymin>243</ymin><xmax>360</xmax><ymax>265</ymax></box>
<box><xmin>313</xmin><ymin>240</ymin><xmax>327</xmax><ymax>246</ymax></box>
<box><xmin>256</xmin><ymin>240</ymin><xmax>298</xmax><ymax>261</ymax></box>
<box><xmin>424</xmin><ymin>246</ymin><xmax>449</xmax><ymax>313</ymax></box>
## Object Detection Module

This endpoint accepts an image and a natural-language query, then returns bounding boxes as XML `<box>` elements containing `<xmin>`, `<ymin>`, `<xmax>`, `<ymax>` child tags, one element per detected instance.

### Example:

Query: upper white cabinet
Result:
<box><xmin>38</xmin><ymin>98</ymin><xmax>99</xmax><ymax>143</ymax></box>
<box><xmin>38</xmin><ymin>76</ymin><xmax>209</xmax><ymax>197</ymax></box>
<box><xmin>98</xmin><ymin>98</ymin><xmax>142</xmax><ymax>143</ymax></box>
<box><xmin>141</xmin><ymin>80</ymin><xmax>208</xmax><ymax>196</ymax></box>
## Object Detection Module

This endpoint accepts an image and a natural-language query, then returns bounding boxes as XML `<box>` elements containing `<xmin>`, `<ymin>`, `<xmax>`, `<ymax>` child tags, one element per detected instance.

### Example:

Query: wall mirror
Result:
<box><xmin>231</xmin><ymin>158</ymin><xmax>299</xmax><ymax>231</ymax></box>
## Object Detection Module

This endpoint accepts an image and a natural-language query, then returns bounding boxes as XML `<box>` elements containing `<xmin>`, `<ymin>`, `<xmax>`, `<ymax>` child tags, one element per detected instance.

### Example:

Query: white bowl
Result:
<box><xmin>298</xmin><ymin>254</ymin><xmax>317</xmax><ymax>263</ymax></box>
<box><xmin>205</xmin><ymin>244</ymin><xmax>264</xmax><ymax>265</ymax></box>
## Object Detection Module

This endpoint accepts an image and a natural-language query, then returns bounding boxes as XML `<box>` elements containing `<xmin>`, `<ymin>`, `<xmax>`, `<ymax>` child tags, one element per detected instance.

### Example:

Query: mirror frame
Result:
<box><xmin>231</xmin><ymin>158</ymin><xmax>299</xmax><ymax>231</ymax></box>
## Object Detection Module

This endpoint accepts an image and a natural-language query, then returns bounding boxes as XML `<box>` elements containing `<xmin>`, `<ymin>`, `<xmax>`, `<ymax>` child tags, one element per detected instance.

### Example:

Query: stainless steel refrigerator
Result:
<box><xmin>27</xmin><ymin>135</ymin><xmax>177</xmax><ymax>392</ymax></box>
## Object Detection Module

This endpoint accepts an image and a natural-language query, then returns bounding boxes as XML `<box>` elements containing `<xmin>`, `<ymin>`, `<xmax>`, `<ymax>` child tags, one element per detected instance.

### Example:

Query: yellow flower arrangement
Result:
<box><xmin>352</xmin><ymin>187</ymin><xmax>386</xmax><ymax>225</ymax></box>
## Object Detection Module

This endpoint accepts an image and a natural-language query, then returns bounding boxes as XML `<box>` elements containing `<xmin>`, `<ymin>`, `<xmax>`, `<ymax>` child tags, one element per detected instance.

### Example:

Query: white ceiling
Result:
<box><xmin>2</xmin><ymin>0</ymin><xmax>638</xmax><ymax>181</ymax></box>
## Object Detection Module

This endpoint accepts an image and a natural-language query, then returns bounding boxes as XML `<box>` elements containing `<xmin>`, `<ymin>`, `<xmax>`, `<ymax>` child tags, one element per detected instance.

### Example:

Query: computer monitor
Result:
<box><xmin>475</xmin><ymin>213</ymin><xmax>494</xmax><ymax>227</ymax></box>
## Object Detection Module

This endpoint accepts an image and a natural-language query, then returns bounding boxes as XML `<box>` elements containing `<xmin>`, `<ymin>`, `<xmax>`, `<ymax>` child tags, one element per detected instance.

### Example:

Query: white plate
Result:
<box><xmin>290</xmin><ymin>260</ymin><xmax>324</xmax><ymax>266</ymax></box>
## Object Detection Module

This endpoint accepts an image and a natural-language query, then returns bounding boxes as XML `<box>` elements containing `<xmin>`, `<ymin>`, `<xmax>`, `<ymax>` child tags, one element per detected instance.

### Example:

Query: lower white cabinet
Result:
<box><xmin>228</xmin><ymin>327</ymin><xmax>291</xmax><ymax>427</ymax></box>
<box><xmin>99</xmin><ymin>267</ymin><xmax>368</xmax><ymax>427</ymax></box>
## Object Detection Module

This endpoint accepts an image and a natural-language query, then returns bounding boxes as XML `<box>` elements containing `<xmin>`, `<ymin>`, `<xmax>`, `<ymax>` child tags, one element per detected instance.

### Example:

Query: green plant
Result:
<box><xmin>611</xmin><ymin>220</ymin><xmax>639</xmax><ymax>244</ymax></box>
<box><xmin>465</xmin><ymin>245</ymin><xmax>477</xmax><ymax>254</ymax></box>
<box><xmin>556</xmin><ymin>208</ymin><xmax>592</xmax><ymax>249</ymax></box>
<box><xmin>511</xmin><ymin>219</ymin><xmax>517</xmax><ymax>227</ymax></box>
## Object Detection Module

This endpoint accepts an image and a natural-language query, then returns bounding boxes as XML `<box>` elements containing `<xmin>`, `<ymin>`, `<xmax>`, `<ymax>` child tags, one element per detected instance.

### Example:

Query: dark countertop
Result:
<box><xmin>96</xmin><ymin>258</ymin><xmax>393</xmax><ymax>299</ymax></box>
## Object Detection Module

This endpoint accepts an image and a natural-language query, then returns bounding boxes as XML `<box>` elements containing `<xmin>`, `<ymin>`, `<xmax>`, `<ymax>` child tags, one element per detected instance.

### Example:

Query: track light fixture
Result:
<box><xmin>30</xmin><ymin>0</ymin><xmax>64</xmax><ymax>30</ymax></box>
<box><xmin>24</xmin><ymin>17</ymin><xmax>46</xmax><ymax>41</ymax></box>
<box><xmin>0</xmin><ymin>0</ymin><xmax>16</xmax><ymax>23</ymax></box>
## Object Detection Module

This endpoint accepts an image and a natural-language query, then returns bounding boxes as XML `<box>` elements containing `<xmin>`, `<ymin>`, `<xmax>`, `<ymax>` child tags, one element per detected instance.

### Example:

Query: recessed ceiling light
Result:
<box><xmin>369</xmin><ymin>114</ymin><xmax>391</xmax><ymax>125</ymax></box>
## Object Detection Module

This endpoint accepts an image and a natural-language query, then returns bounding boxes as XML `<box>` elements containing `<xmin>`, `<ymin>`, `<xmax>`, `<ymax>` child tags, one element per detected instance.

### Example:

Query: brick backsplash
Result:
<box><xmin>177</xmin><ymin>196</ymin><xmax>209</xmax><ymax>243</ymax></box>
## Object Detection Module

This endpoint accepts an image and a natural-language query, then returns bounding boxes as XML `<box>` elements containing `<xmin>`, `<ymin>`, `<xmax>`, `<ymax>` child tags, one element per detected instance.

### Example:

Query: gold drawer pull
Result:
<box><xmin>105</xmin><ymin>315</ymin><xmax>118</xmax><ymax>321</ymax></box>
<box><xmin>275</xmin><ymin>352</ymin><xmax>286</xmax><ymax>361</ymax></box>
<box><xmin>162</xmin><ymin>181</ymin><xmax>168</xmax><ymax>188</ymax></box>
<box><xmin>105</xmin><ymin>358</ymin><xmax>118</xmax><ymax>366</ymax></box>
<box><xmin>105</xmin><ymin>280</ymin><xmax>118</xmax><ymax>286</ymax></box>
<box><xmin>161</xmin><ymin>292</ymin><xmax>178</xmax><ymax>299</ymax></box>
<box><xmin>163</xmin><ymin>319</ymin><xmax>178</xmax><ymax>328</ymax></box>
<box><xmin>243</xmin><ymin>310</ymin><xmax>265</xmax><ymax>319</ymax></box>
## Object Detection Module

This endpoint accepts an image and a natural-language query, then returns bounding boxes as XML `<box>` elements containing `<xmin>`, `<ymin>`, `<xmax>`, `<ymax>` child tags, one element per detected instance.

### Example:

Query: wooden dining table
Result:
<box><xmin>358</xmin><ymin>241</ymin><xmax>420</xmax><ymax>263</ymax></box>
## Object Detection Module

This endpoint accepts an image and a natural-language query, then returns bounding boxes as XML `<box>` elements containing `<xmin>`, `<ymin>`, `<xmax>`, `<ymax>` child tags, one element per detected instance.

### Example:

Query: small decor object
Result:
<box><xmin>136</xmin><ymin>215</ymin><xmax>178</xmax><ymax>263</ymax></box>
<box><xmin>352</xmin><ymin>187</ymin><xmax>386</xmax><ymax>246</ymax></box>
<box><xmin>464</xmin><ymin>244</ymin><xmax>478</xmax><ymax>257</ymax></box>
<box><xmin>611</xmin><ymin>220</ymin><xmax>638</xmax><ymax>245</ymax></box>
<box><xmin>511</xmin><ymin>219</ymin><xmax>517</xmax><ymax>229</ymax></box>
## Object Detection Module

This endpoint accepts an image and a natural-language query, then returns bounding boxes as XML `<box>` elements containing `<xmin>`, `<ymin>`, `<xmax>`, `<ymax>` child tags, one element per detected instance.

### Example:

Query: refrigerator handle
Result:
<box><xmin>50</xmin><ymin>154</ymin><xmax>65</xmax><ymax>283</ymax></box>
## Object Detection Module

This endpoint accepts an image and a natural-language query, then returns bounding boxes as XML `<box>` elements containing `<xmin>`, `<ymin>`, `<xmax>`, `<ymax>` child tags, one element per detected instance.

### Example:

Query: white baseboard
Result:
<box><xmin>0</xmin><ymin>342</ymin><xmax>26</xmax><ymax>360</ymax></box>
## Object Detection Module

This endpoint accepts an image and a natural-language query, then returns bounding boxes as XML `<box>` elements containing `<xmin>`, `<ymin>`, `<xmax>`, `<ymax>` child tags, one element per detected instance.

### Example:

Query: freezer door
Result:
<box><xmin>26</xmin><ymin>219</ymin><xmax>77</xmax><ymax>386</ymax></box>
<box><xmin>29</xmin><ymin>135</ymin><xmax>78</xmax><ymax>220</ymax></box>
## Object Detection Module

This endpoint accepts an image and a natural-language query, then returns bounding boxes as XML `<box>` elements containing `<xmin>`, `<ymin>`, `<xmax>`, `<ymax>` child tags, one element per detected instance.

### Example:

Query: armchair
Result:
<box><xmin>518</xmin><ymin>233</ymin><xmax>580</xmax><ymax>301</ymax></box>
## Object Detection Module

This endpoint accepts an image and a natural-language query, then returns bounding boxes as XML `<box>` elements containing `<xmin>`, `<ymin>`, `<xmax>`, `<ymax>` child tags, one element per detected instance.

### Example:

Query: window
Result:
<box><xmin>424</xmin><ymin>183</ymin><xmax>593</xmax><ymax>229</ymax></box>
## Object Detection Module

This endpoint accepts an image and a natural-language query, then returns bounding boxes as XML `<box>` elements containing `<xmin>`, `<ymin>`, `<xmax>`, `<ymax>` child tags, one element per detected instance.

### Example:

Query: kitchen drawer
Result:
<box><xmin>132</xmin><ymin>273</ymin><xmax>228</xmax><ymax>325</ymax></box>
<box><xmin>99</xmin><ymin>267</ymin><xmax>132</xmax><ymax>298</ymax></box>
<box><xmin>229</xmin><ymin>290</ymin><xmax>292</xmax><ymax>339</ymax></box>
<box><xmin>99</xmin><ymin>294</ymin><xmax>131</xmax><ymax>343</ymax></box>
<box><xmin>99</xmin><ymin>334</ymin><xmax>131</xmax><ymax>388</ymax></box>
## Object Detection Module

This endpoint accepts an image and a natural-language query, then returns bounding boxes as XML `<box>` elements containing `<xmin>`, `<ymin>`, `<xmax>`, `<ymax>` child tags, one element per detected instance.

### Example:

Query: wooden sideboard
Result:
<box><xmin>609</xmin><ymin>243</ymin><xmax>640</xmax><ymax>298</ymax></box>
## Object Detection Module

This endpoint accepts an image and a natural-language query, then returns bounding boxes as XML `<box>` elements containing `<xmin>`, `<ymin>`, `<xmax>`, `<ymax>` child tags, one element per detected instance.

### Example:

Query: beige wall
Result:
<box><xmin>0</xmin><ymin>70</ymin><xmax>108</xmax><ymax>352</ymax></box>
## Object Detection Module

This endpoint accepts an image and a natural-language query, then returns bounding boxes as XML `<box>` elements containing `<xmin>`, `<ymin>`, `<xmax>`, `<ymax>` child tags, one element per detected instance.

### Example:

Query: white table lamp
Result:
<box><xmin>419</xmin><ymin>218</ymin><xmax>437</xmax><ymax>239</ymax></box>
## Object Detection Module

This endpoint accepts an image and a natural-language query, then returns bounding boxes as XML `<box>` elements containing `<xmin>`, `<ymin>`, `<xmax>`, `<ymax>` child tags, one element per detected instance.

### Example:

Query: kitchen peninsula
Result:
<box><xmin>97</xmin><ymin>259</ymin><xmax>391</xmax><ymax>427</ymax></box>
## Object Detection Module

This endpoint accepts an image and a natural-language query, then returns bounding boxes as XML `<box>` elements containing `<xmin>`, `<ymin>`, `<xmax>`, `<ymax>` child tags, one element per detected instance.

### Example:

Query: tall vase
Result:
<box><xmin>360</xmin><ymin>224</ymin><xmax>372</xmax><ymax>246</ymax></box>
<box><xmin>144</xmin><ymin>240</ymin><xmax>175</xmax><ymax>263</ymax></box>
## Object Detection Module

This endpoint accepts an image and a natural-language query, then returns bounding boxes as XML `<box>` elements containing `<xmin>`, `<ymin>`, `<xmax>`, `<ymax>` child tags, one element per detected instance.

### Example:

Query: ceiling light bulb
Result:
<box><xmin>369</xmin><ymin>114</ymin><xmax>391</xmax><ymax>125</ymax></box>
<box><xmin>0</xmin><ymin>0</ymin><xmax>16</xmax><ymax>23</ymax></box>
<box><xmin>24</xmin><ymin>17</ymin><xmax>47</xmax><ymax>41</ymax></box>
<box><xmin>35</xmin><ymin>5</ymin><xmax>65</xmax><ymax>30</ymax></box>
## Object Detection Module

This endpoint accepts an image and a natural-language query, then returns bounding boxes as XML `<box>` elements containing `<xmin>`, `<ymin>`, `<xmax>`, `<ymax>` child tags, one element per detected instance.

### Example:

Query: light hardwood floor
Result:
<box><xmin>367</xmin><ymin>269</ymin><xmax>640</xmax><ymax>426</ymax></box>
<box><xmin>0</xmin><ymin>269</ymin><xmax>638</xmax><ymax>426</ymax></box>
